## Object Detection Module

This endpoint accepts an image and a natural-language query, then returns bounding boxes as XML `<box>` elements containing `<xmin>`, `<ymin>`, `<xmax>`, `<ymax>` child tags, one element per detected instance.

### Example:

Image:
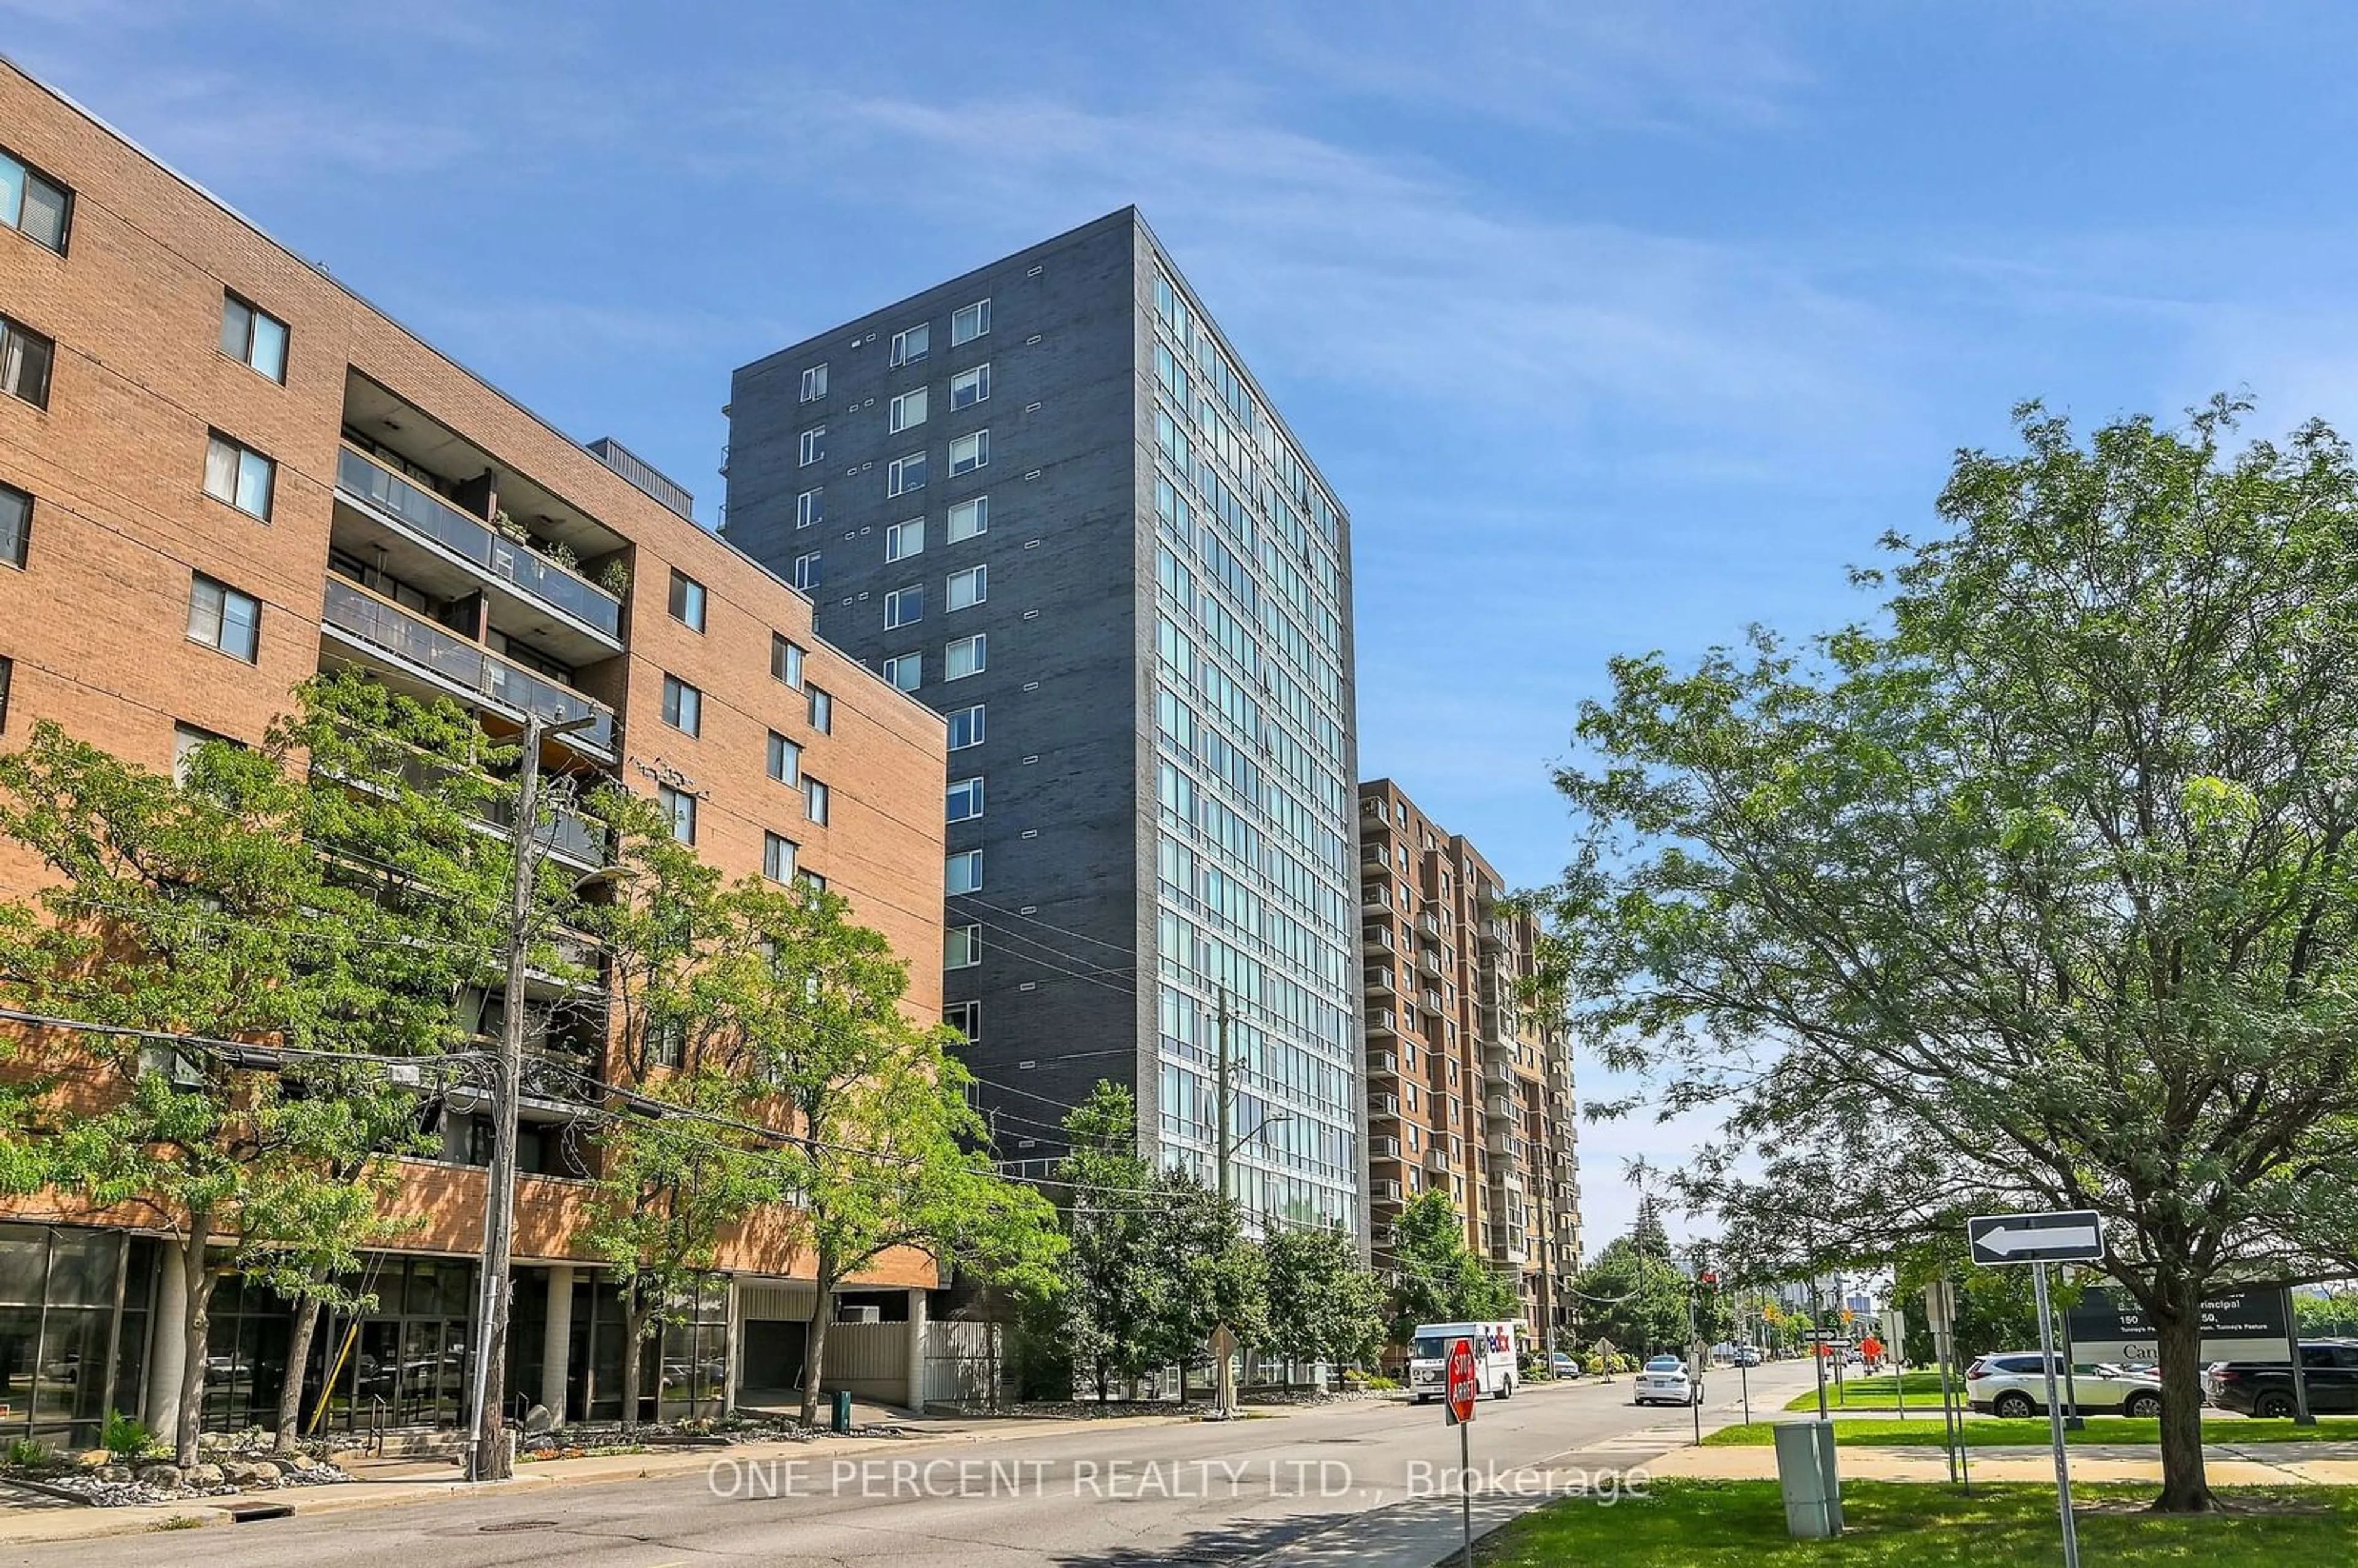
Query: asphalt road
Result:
<box><xmin>11</xmin><ymin>1361</ymin><xmax>1818</xmax><ymax>1568</ymax></box>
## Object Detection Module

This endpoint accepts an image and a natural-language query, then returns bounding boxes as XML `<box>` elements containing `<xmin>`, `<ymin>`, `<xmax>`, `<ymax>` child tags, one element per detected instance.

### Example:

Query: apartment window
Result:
<box><xmin>946</xmin><ymin>775</ymin><xmax>984</xmax><ymax>823</ymax></box>
<box><xmin>884</xmin><ymin>583</ymin><xmax>924</xmax><ymax>629</ymax></box>
<box><xmin>203</xmin><ymin>432</ymin><xmax>275</xmax><ymax>520</ymax></box>
<box><xmin>883</xmin><ymin>653</ymin><xmax>921</xmax><ymax>692</ymax></box>
<box><xmin>947</xmin><ymin>495</ymin><xmax>988</xmax><ymax>543</ymax></box>
<box><xmin>947</xmin><ymin>704</ymin><xmax>984</xmax><ymax>750</ymax></box>
<box><xmin>949</xmin><ymin>430</ymin><xmax>990</xmax><ymax>475</ymax></box>
<box><xmin>658</xmin><ymin>783</ymin><xmax>697</xmax><ymax>844</ymax></box>
<box><xmin>799</xmin><ymin>363</ymin><xmax>828</xmax><ymax>402</ymax></box>
<box><xmin>952</xmin><ymin>298</ymin><xmax>990</xmax><ymax>346</ymax></box>
<box><xmin>798</xmin><ymin>425</ymin><xmax>825</xmax><ymax>467</ymax></box>
<box><xmin>645</xmin><ymin>1019</ymin><xmax>685</xmax><ymax>1069</ymax></box>
<box><xmin>890</xmin><ymin>386</ymin><xmax>928</xmax><ymax>433</ymax></box>
<box><xmin>767</xmin><ymin>730</ymin><xmax>802</xmax><ymax>787</ymax></box>
<box><xmin>0</xmin><ymin>149</ymin><xmax>72</xmax><ymax>254</ymax></box>
<box><xmin>946</xmin><ymin>924</ymin><xmax>980</xmax><ymax>968</ymax></box>
<box><xmin>946</xmin><ymin>848</ymin><xmax>982</xmax><ymax>895</ymax></box>
<box><xmin>1</xmin><ymin>315</ymin><xmax>55</xmax><ymax>408</ymax></box>
<box><xmin>950</xmin><ymin>363</ymin><xmax>990</xmax><ymax>411</ymax></box>
<box><xmin>661</xmin><ymin>674</ymin><xmax>702</xmax><ymax>736</ymax></box>
<box><xmin>800</xmin><ymin>870</ymin><xmax>828</xmax><ymax>894</ymax></box>
<box><xmin>0</xmin><ymin>656</ymin><xmax>10</xmax><ymax>733</ymax></box>
<box><xmin>888</xmin><ymin>450</ymin><xmax>928</xmax><ymax>497</ymax></box>
<box><xmin>763</xmin><ymin>832</ymin><xmax>798</xmax><ymax>883</ymax></box>
<box><xmin>0</xmin><ymin>482</ymin><xmax>26</xmax><ymax>569</ymax></box>
<box><xmin>808</xmin><ymin>685</ymin><xmax>833</xmax><ymax>733</ymax></box>
<box><xmin>218</xmin><ymin>293</ymin><xmax>288</xmax><ymax>383</ymax></box>
<box><xmin>185</xmin><ymin>573</ymin><xmax>260</xmax><ymax>662</ymax></box>
<box><xmin>944</xmin><ymin>1000</ymin><xmax>979</xmax><ymax>1042</ymax></box>
<box><xmin>171</xmin><ymin>721</ymin><xmax>239</xmax><ymax>784</ymax></box>
<box><xmin>772</xmin><ymin>633</ymin><xmax>806</xmax><ymax>688</ymax></box>
<box><xmin>891</xmin><ymin>322</ymin><xmax>930</xmax><ymax>366</ymax></box>
<box><xmin>945</xmin><ymin>633</ymin><xmax>986</xmax><ymax>680</ymax></box>
<box><xmin>804</xmin><ymin>777</ymin><xmax>830</xmax><ymax>825</ymax></box>
<box><xmin>796</xmin><ymin>487</ymin><xmax>823</xmax><ymax>529</ymax></box>
<box><xmin>885</xmin><ymin>517</ymin><xmax>924</xmax><ymax>562</ymax></box>
<box><xmin>793</xmin><ymin>551</ymin><xmax>821</xmax><ymax>591</ymax></box>
<box><xmin>947</xmin><ymin>564</ymin><xmax>987</xmax><ymax>611</ymax></box>
<box><xmin>668</xmin><ymin>569</ymin><xmax>707</xmax><ymax>632</ymax></box>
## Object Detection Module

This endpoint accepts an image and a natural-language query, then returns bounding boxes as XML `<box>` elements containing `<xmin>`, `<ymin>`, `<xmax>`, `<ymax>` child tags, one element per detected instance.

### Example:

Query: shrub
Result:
<box><xmin>102</xmin><ymin>1409</ymin><xmax>158</xmax><ymax>1461</ymax></box>
<box><xmin>1342</xmin><ymin>1369</ymin><xmax>1399</xmax><ymax>1391</ymax></box>
<box><xmin>5</xmin><ymin>1437</ymin><xmax>53</xmax><ymax>1470</ymax></box>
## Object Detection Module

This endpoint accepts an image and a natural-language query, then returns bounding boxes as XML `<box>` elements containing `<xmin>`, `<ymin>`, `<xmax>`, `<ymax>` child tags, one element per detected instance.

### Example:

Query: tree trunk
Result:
<box><xmin>274</xmin><ymin>1297</ymin><xmax>322</xmax><ymax>1454</ymax></box>
<box><xmin>173</xmin><ymin>1216</ymin><xmax>216</xmax><ymax>1469</ymax></box>
<box><xmin>800</xmin><ymin>1276</ymin><xmax>836</xmax><ymax>1428</ymax></box>
<box><xmin>2152</xmin><ymin>1282</ymin><xmax>2216</xmax><ymax>1513</ymax></box>
<box><xmin>619</xmin><ymin>1297</ymin><xmax>650</xmax><ymax>1432</ymax></box>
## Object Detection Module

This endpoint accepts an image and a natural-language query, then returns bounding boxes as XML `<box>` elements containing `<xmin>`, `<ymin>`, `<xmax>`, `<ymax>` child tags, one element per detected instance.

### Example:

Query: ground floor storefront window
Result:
<box><xmin>0</xmin><ymin>1223</ymin><xmax>157</xmax><ymax>1451</ymax></box>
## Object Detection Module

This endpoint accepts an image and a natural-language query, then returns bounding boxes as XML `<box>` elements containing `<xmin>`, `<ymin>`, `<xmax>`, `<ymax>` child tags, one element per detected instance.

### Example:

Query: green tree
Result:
<box><xmin>1567</xmin><ymin>1236</ymin><xmax>1692</xmax><ymax>1357</ymax></box>
<box><xmin>0</xmin><ymin>673</ymin><xmax>518</xmax><ymax>1464</ymax></box>
<box><xmin>1263</xmin><ymin>1222</ymin><xmax>1386</xmax><ymax>1380</ymax></box>
<box><xmin>1892</xmin><ymin>1250</ymin><xmax>2042</xmax><ymax>1367</ymax></box>
<box><xmin>1135</xmin><ymin>1166</ymin><xmax>1267</xmax><ymax>1393</ymax></box>
<box><xmin>1539</xmin><ymin>397</ymin><xmax>2358</xmax><ymax>1511</ymax></box>
<box><xmin>1051</xmin><ymin>1082</ymin><xmax>1159</xmax><ymax>1402</ymax></box>
<box><xmin>1384</xmin><ymin>1190</ymin><xmax>1519</xmax><ymax>1346</ymax></box>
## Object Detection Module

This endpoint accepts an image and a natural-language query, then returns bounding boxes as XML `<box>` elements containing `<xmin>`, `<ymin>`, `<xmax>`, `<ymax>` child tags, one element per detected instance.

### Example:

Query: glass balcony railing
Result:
<box><xmin>336</xmin><ymin>446</ymin><xmax>622</xmax><ymax>641</ymax></box>
<box><xmin>323</xmin><ymin>578</ymin><xmax>617</xmax><ymax>756</ymax></box>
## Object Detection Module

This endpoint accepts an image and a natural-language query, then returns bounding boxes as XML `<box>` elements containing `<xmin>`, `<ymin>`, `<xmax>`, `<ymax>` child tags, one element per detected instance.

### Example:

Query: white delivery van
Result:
<box><xmin>1407</xmin><ymin>1321</ymin><xmax>1519</xmax><ymax>1403</ymax></box>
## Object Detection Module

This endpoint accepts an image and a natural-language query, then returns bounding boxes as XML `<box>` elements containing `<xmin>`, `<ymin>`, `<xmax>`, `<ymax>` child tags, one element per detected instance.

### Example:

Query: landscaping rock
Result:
<box><xmin>96</xmin><ymin>1464</ymin><xmax>133</xmax><ymax>1483</ymax></box>
<box><xmin>135</xmin><ymin>1463</ymin><xmax>183</xmax><ymax>1489</ymax></box>
<box><xmin>183</xmin><ymin>1462</ymin><xmax>225</xmax><ymax>1488</ymax></box>
<box><xmin>75</xmin><ymin>1449</ymin><xmax>111</xmax><ymax>1468</ymax></box>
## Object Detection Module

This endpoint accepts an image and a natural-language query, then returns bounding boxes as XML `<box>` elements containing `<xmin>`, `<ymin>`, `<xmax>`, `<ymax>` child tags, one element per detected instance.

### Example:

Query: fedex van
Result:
<box><xmin>1407</xmin><ymin>1321</ymin><xmax>1519</xmax><ymax>1403</ymax></box>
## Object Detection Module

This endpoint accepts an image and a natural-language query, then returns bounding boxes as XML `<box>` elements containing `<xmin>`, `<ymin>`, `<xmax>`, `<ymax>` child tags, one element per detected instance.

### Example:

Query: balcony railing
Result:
<box><xmin>337</xmin><ymin>446</ymin><xmax>622</xmax><ymax>641</ymax></box>
<box><xmin>323</xmin><ymin>578</ymin><xmax>617</xmax><ymax>756</ymax></box>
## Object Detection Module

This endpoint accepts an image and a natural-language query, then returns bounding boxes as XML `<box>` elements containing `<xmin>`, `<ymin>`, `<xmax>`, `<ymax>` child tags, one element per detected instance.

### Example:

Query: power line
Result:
<box><xmin>949</xmin><ymin>893</ymin><xmax>1137</xmax><ymax>958</ymax></box>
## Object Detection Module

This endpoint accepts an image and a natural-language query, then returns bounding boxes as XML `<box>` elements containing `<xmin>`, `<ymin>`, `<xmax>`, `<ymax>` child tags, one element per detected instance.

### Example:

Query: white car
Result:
<box><xmin>1965</xmin><ymin>1353</ymin><xmax>2163</xmax><ymax>1418</ymax></box>
<box><xmin>1635</xmin><ymin>1354</ymin><xmax>1702</xmax><ymax>1407</ymax></box>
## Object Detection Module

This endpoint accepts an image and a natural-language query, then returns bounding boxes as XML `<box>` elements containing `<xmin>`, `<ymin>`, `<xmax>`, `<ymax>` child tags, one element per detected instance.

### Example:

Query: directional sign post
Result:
<box><xmin>1444</xmin><ymin>1338</ymin><xmax>1477</xmax><ymax>1568</ymax></box>
<box><xmin>1969</xmin><ymin>1213</ymin><xmax>2104</xmax><ymax>1568</ymax></box>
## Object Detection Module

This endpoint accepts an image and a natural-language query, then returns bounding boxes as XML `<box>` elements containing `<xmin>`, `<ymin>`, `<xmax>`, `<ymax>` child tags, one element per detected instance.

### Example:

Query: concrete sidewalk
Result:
<box><xmin>1649</xmin><ymin>1440</ymin><xmax>2358</xmax><ymax>1488</ymax></box>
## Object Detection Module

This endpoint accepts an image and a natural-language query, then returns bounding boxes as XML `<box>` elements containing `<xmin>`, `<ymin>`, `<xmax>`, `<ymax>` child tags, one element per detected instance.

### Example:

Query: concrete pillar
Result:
<box><xmin>723</xmin><ymin>1279</ymin><xmax>741</xmax><ymax>1415</ymax></box>
<box><xmin>145</xmin><ymin>1249</ymin><xmax>188</xmax><ymax>1440</ymax></box>
<box><xmin>905</xmin><ymin>1289</ymin><xmax>928</xmax><ymax>1413</ymax></box>
<box><xmin>539</xmin><ymin>1265</ymin><xmax>574</xmax><ymax>1421</ymax></box>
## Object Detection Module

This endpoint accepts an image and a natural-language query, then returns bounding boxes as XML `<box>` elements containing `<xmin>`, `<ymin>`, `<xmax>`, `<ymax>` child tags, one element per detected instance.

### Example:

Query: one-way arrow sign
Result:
<box><xmin>1967</xmin><ymin>1210</ymin><xmax>2106</xmax><ymax>1267</ymax></box>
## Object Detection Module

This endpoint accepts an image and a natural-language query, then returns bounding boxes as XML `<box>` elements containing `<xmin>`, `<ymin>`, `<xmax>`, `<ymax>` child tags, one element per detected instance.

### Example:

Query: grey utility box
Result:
<box><xmin>1772</xmin><ymin>1420</ymin><xmax>1844</xmax><ymax>1539</ymax></box>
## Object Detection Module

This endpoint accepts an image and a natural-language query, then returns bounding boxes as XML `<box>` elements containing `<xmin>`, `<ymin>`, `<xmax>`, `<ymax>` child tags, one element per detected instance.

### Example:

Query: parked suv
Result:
<box><xmin>1964</xmin><ymin>1353</ymin><xmax>2163</xmax><ymax>1418</ymax></box>
<box><xmin>2206</xmin><ymin>1340</ymin><xmax>2358</xmax><ymax>1416</ymax></box>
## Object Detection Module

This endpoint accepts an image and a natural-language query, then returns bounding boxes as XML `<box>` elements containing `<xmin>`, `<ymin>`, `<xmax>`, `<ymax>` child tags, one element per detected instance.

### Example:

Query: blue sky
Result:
<box><xmin>13</xmin><ymin>1</ymin><xmax>2358</xmax><ymax>1248</ymax></box>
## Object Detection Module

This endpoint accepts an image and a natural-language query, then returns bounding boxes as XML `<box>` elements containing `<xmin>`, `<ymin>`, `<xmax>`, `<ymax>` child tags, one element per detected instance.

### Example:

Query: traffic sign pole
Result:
<box><xmin>1443</xmin><ymin>1337</ymin><xmax>1476</xmax><ymax>1568</ymax></box>
<box><xmin>2031</xmin><ymin>1262</ymin><xmax>2083</xmax><ymax>1568</ymax></box>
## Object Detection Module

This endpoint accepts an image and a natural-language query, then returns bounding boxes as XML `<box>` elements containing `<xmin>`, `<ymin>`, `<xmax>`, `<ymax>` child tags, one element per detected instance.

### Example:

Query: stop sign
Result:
<box><xmin>1445</xmin><ymin>1337</ymin><xmax>1478</xmax><ymax>1424</ymax></box>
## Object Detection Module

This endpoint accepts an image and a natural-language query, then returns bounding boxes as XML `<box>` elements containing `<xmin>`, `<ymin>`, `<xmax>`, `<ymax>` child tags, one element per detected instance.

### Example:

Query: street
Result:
<box><xmin>6</xmin><ymin>1362</ymin><xmax>1815</xmax><ymax>1568</ymax></box>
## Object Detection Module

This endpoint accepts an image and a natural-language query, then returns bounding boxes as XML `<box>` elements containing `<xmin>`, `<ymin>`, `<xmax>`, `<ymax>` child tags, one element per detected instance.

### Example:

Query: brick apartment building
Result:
<box><xmin>0</xmin><ymin>58</ymin><xmax>947</xmax><ymax>1449</ymax></box>
<box><xmin>1358</xmin><ymin>779</ymin><xmax>1581</xmax><ymax>1345</ymax></box>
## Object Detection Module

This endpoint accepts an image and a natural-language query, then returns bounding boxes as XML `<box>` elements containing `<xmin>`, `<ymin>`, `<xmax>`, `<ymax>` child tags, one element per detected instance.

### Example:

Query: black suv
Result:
<box><xmin>2206</xmin><ymin>1340</ymin><xmax>2358</xmax><ymax>1417</ymax></box>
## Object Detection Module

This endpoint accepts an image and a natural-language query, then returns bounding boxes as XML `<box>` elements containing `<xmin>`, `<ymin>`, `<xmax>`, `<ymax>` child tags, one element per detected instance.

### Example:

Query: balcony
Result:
<box><xmin>1368</xmin><ymin>1050</ymin><xmax>1400</xmax><ymax>1077</ymax></box>
<box><xmin>322</xmin><ymin>578</ymin><xmax>617</xmax><ymax>761</ymax></box>
<box><xmin>1485</xmin><ymin>1093</ymin><xmax>1515</xmax><ymax>1124</ymax></box>
<box><xmin>1368</xmin><ymin>1007</ymin><xmax>1398</xmax><ymax>1036</ymax></box>
<box><xmin>1370</xmin><ymin>1092</ymin><xmax>1400</xmax><ymax>1117</ymax></box>
<box><xmin>1373</xmin><ymin>1179</ymin><xmax>1404</xmax><ymax>1204</ymax></box>
<box><xmin>1371</xmin><ymin>1136</ymin><xmax>1402</xmax><ymax>1160</ymax></box>
<box><xmin>1418</xmin><ymin>947</ymin><xmax>1443</xmax><ymax>979</ymax></box>
<box><xmin>1364</xmin><ymin>965</ymin><xmax>1397</xmax><ymax>998</ymax></box>
<box><xmin>1361</xmin><ymin>924</ymin><xmax>1395</xmax><ymax>954</ymax></box>
<box><xmin>335</xmin><ymin>446</ymin><xmax>623</xmax><ymax>650</ymax></box>
<box><xmin>1361</xmin><ymin>882</ymin><xmax>1390</xmax><ymax>912</ymax></box>
<box><xmin>1424</xmin><ymin>1146</ymin><xmax>1450</xmax><ymax>1173</ymax></box>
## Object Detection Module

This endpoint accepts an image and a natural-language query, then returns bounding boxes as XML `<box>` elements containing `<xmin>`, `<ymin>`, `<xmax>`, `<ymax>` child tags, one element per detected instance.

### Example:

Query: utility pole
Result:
<box><xmin>1215</xmin><ymin>987</ymin><xmax>1232</xmax><ymax>1207</ymax></box>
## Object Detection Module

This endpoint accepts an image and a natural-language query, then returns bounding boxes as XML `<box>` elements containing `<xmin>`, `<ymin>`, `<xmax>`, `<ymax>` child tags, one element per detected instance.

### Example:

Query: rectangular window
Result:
<box><xmin>763</xmin><ymin>831</ymin><xmax>798</xmax><ymax>883</ymax></box>
<box><xmin>767</xmin><ymin>730</ymin><xmax>802</xmax><ymax>786</ymax></box>
<box><xmin>186</xmin><ymin>573</ymin><xmax>260</xmax><ymax>662</ymax></box>
<box><xmin>796</xmin><ymin>487</ymin><xmax>823</xmax><ymax>529</ymax></box>
<box><xmin>1</xmin><ymin>315</ymin><xmax>55</xmax><ymax>409</ymax></box>
<box><xmin>890</xmin><ymin>386</ymin><xmax>928</xmax><ymax>432</ymax></box>
<box><xmin>944</xmin><ymin>1000</ymin><xmax>979</xmax><ymax>1042</ymax></box>
<box><xmin>888</xmin><ymin>449</ymin><xmax>928</xmax><ymax>497</ymax></box>
<box><xmin>772</xmin><ymin>634</ymin><xmax>806</xmax><ymax>688</ymax></box>
<box><xmin>952</xmin><ymin>298</ymin><xmax>990</xmax><ymax>346</ymax></box>
<box><xmin>947</xmin><ymin>564</ymin><xmax>987</xmax><ymax>611</ymax></box>
<box><xmin>808</xmin><ymin>685</ymin><xmax>833</xmax><ymax>733</ymax></box>
<box><xmin>883</xmin><ymin>652</ymin><xmax>921</xmax><ymax>692</ymax></box>
<box><xmin>800</xmin><ymin>869</ymin><xmax>828</xmax><ymax>893</ymax></box>
<box><xmin>218</xmin><ymin>293</ymin><xmax>288</xmax><ymax>383</ymax></box>
<box><xmin>171</xmin><ymin>721</ymin><xmax>239</xmax><ymax>784</ymax></box>
<box><xmin>946</xmin><ymin>924</ymin><xmax>980</xmax><ymax>968</ymax></box>
<box><xmin>949</xmin><ymin>430</ymin><xmax>990</xmax><ymax>475</ymax></box>
<box><xmin>945</xmin><ymin>633</ymin><xmax>986</xmax><ymax>681</ymax></box>
<box><xmin>950</xmin><ymin>363</ymin><xmax>990</xmax><ymax>411</ymax></box>
<box><xmin>891</xmin><ymin>322</ymin><xmax>930</xmax><ymax>366</ymax></box>
<box><xmin>947</xmin><ymin>704</ymin><xmax>984</xmax><ymax>750</ymax></box>
<box><xmin>659</xmin><ymin>783</ymin><xmax>697</xmax><ymax>844</ymax></box>
<box><xmin>946</xmin><ymin>848</ymin><xmax>982</xmax><ymax>895</ymax></box>
<box><xmin>0</xmin><ymin>655</ymin><xmax>10</xmax><ymax>732</ymax></box>
<box><xmin>885</xmin><ymin>517</ymin><xmax>924</xmax><ymax>562</ymax></box>
<box><xmin>0</xmin><ymin>482</ymin><xmax>26</xmax><ymax>569</ymax></box>
<box><xmin>947</xmin><ymin>495</ymin><xmax>988</xmax><ymax>543</ymax></box>
<box><xmin>203</xmin><ymin>432</ymin><xmax>275</xmax><ymax>520</ymax></box>
<box><xmin>661</xmin><ymin>674</ymin><xmax>702</xmax><ymax>736</ymax></box>
<box><xmin>0</xmin><ymin>149</ymin><xmax>72</xmax><ymax>254</ymax></box>
<box><xmin>947</xmin><ymin>775</ymin><xmax>985</xmax><ymax>823</ymax></box>
<box><xmin>800</xmin><ymin>363</ymin><xmax>828</xmax><ymax>402</ymax></box>
<box><xmin>668</xmin><ymin>569</ymin><xmax>707</xmax><ymax>631</ymax></box>
<box><xmin>884</xmin><ymin>583</ymin><xmax>924</xmax><ymax>629</ymax></box>
<box><xmin>798</xmin><ymin>425</ymin><xmax>825</xmax><ymax>466</ymax></box>
<box><xmin>793</xmin><ymin>551</ymin><xmax>822</xmax><ymax>591</ymax></box>
<box><xmin>804</xmin><ymin>777</ymin><xmax>830</xmax><ymax>825</ymax></box>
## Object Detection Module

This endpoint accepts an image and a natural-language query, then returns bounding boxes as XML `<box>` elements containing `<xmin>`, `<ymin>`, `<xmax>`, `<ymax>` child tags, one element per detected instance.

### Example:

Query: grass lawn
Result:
<box><xmin>1778</xmin><ymin>1372</ymin><xmax>1963</xmax><ymax>1411</ymax></box>
<box><xmin>1476</xmin><ymin>1480</ymin><xmax>2358</xmax><ymax>1565</ymax></box>
<box><xmin>1704</xmin><ymin>1415</ymin><xmax>2358</xmax><ymax>1448</ymax></box>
